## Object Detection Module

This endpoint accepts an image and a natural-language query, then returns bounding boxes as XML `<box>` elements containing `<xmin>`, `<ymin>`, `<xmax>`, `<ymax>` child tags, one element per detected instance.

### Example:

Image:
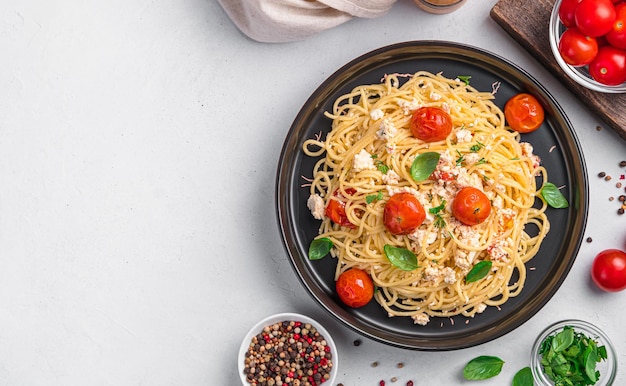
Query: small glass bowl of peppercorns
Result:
<box><xmin>238</xmin><ymin>312</ymin><xmax>338</xmax><ymax>386</ymax></box>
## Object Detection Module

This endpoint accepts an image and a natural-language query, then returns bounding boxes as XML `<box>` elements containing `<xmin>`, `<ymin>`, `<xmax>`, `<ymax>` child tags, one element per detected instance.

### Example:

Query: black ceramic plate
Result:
<box><xmin>276</xmin><ymin>41</ymin><xmax>588</xmax><ymax>350</ymax></box>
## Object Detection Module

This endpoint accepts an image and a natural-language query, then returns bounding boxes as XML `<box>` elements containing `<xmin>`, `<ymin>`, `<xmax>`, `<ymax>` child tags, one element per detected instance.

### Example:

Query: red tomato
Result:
<box><xmin>325</xmin><ymin>188</ymin><xmax>356</xmax><ymax>228</ymax></box>
<box><xmin>410</xmin><ymin>106</ymin><xmax>452</xmax><ymax>142</ymax></box>
<box><xmin>452</xmin><ymin>187</ymin><xmax>492</xmax><ymax>225</ymax></box>
<box><xmin>383</xmin><ymin>193</ymin><xmax>426</xmax><ymax>235</ymax></box>
<box><xmin>589</xmin><ymin>45</ymin><xmax>626</xmax><ymax>85</ymax></box>
<box><xmin>335</xmin><ymin>268</ymin><xmax>374</xmax><ymax>308</ymax></box>
<box><xmin>559</xmin><ymin>0</ymin><xmax>583</xmax><ymax>28</ymax></box>
<box><xmin>575</xmin><ymin>0</ymin><xmax>616</xmax><ymax>37</ymax></box>
<box><xmin>503</xmin><ymin>93</ymin><xmax>545</xmax><ymax>133</ymax></box>
<box><xmin>591</xmin><ymin>249</ymin><xmax>626</xmax><ymax>292</ymax></box>
<box><xmin>558</xmin><ymin>28</ymin><xmax>599</xmax><ymax>66</ymax></box>
<box><xmin>606</xmin><ymin>3</ymin><xmax>626</xmax><ymax>49</ymax></box>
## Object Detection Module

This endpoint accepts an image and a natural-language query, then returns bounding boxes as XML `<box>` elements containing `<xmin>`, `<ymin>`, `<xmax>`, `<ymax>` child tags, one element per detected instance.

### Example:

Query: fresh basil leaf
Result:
<box><xmin>410</xmin><ymin>152</ymin><xmax>440</xmax><ymax>182</ymax></box>
<box><xmin>552</xmin><ymin>327</ymin><xmax>574</xmax><ymax>352</ymax></box>
<box><xmin>308</xmin><ymin>238</ymin><xmax>333</xmax><ymax>260</ymax></box>
<box><xmin>512</xmin><ymin>366</ymin><xmax>533</xmax><ymax>386</ymax></box>
<box><xmin>463</xmin><ymin>355</ymin><xmax>504</xmax><ymax>380</ymax></box>
<box><xmin>383</xmin><ymin>245</ymin><xmax>418</xmax><ymax>271</ymax></box>
<box><xmin>541</xmin><ymin>182</ymin><xmax>569</xmax><ymax>208</ymax></box>
<box><xmin>465</xmin><ymin>261</ymin><xmax>492</xmax><ymax>283</ymax></box>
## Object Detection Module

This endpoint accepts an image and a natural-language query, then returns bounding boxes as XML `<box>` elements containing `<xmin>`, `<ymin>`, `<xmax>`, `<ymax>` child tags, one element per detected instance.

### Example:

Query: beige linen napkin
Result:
<box><xmin>218</xmin><ymin>0</ymin><xmax>396</xmax><ymax>43</ymax></box>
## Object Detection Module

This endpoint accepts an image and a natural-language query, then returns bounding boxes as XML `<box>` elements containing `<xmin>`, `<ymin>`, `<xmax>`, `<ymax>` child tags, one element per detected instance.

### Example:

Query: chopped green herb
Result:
<box><xmin>410</xmin><ymin>152</ymin><xmax>440</xmax><ymax>182</ymax></box>
<box><xmin>366</xmin><ymin>191</ymin><xmax>384</xmax><ymax>204</ymax></box>
<box><xmin>308</xmin><ymin>238</ymin><xmax>333</xmax><ymax>260</ymax></box>
<box><xmin>539</xmin><ymin>325</ymin><xmax>608</xmax><ymax>385</ymax></box>
<box><xmin>429</xmin><ymin>200</ymin><xmax>447</xmax><ymax>229</ymax></box>
<box><xmin>470</xmin><ymin>141</ymin><xmax>484</xmax><ymax>152</ymax></box>
<box><xmin>375</xmin><ymin>160</ymin><xmax>389</xmax><ymax>174</ymax></box>
<box><xmin>457</xmin><ymin>75</ymin><xmax>472</xmax><ymax>86</ymax></box>
<box><xmin>476</xmin><ymin>157</ymin><xmax>487</xmax><ymax>165</ymax></box>
<box><xmin>541</xmin><ymin>182</ymin><xmax>569</xmax><ymax>208</ymax></box>
<box><xmin>463</xmin><ymin>355</ymin><xmax>504</xmax><ymax>380</ymax></box>
<box><xmin>455</xmin><ymin>150</ymin><xmax>465</xmax><ymax>166</ymax></box>
<box><xmin>383</xmin><ymin>245</ymin><xmax>418</xmax><ymax>271</ymax></box>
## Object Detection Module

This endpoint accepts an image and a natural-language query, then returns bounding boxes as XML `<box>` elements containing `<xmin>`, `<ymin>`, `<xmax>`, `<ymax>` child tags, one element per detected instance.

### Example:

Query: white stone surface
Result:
<box><xmin>0</xmin><ymin>0</ymin><xmax>625</xmax><ymax>385</ymax></box>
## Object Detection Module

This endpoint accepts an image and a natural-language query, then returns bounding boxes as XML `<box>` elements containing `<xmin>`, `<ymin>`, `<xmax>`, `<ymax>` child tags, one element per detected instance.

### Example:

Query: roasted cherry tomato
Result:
<box><xmin>336</xmin><ymin>268</ymin><xmax>374</xmax><ymax>308</ymax></box>
<box><xmin>383</xmin><ymin>192</ymin><xmax>426</xmax><ymax>235</ymax></box>
<box><xmin>452</xmin><ymin>187</ymin><xmax>492</xmax><ymax>226</ymax></box>
<box><xmin>591</xmin><ymin>249</ymin><xmax>626</xmax><ymax>292</ymax></box>
<box><xmin>558</xmin><ymin>28</ymin><xmax>599</xmax><ymax>66</ymax></box>
<box><xmin>559</xmin><ymin>0</ymin><xmax>583</xmax><ymax>28</ymax></box>
<box><xmin>589</xmin><ymin>45</ymin><xmax>626</xmax><ymax>85</ymax></box>
<box><xmin>606</xmin><ymin>3</ymin><xmax>626</xmax><ymax>49</ymax></box>
<box><xmin>504</xmin><ymin>93</ymin><xmax>545</xmax><ymax>133</ymax></box>
<box><xmin>325</xmin><ymin>188</ymin><xmax>356</xmax><ymax>228</ymax></box>
<box><xmin>575</xmin><ymin>0</ymin><xmax>617</xmax><ymax>37</ymax></box>
<box><xmin>409</xmin><ymin>106</ymin><xmax>453</xmax><ymax>142</ymax></box>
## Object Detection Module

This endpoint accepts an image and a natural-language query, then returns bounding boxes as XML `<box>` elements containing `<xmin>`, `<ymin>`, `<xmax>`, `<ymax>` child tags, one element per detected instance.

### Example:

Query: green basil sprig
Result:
<box><xmin>410</xmin><ymin>152</ymin><xmax>440</xmax><ymax>182</ymax></box>
<box><xmin>383</xmin><ymin>245</ymin><xmax>418</xmax><ymax>271</ymax></box>
<box><xmin>465</xmin><ymin>261</ymin><xmax>493</xmax><ymax>283</ymax></box>
<box><xmin>463</xmin><ymin>355</ymin><xmax>505</xmax><ymax>380</ymax></box>
<box><xmin>541</xmin><ymin>182</ymin><xmax>569</xmax><ymax>209</ymax></box>
<box><xmin>308</xmin><ymin>238</ymin><xmax>333</xmax><ymax>260</ymax></box>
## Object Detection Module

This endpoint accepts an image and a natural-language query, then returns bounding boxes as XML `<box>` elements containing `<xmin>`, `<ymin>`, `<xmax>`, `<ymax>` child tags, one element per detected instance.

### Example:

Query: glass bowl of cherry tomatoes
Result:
<box><xmin>549</xmin><ymin>0</ymin><xmax>626</xmax><ymax>93</ymax></box>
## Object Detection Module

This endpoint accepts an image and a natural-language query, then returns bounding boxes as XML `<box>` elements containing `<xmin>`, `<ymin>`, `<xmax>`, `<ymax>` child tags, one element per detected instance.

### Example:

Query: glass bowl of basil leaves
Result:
<box><xmin>531</xmin><ymin>319</ymin><xmax>617</xmax><ymax>386</ymax></box>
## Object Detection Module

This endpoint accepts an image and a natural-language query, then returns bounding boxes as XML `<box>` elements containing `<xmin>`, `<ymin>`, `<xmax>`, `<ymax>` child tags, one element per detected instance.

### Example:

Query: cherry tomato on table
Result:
<box><xmin>335</xmin><ymin>268</ymin><xmax>374</xmax><ymax>308</ymax></box>
<box><xmin>591</xmin><ymin>249</ymin><xmax>626</xmax><ymax>292</ymax></box>
<box><xmin>559</xmin><ymin>0</ymin><xmax>583</xmax><ymax>28</ymax></box>
<box><xmin>383</xmin><ymin>192</ymin><xmax>426</xmax><ymax>235</ymax></box>
<box><xmin>558</xmin><ymin>28</ymin><xmax>599</xmax><ymax>66</ymax></box>
<box><xmin>410</xmin><ymin>106</ymin><xmax>452</xmax><ymax>142</ymax></box>
<box><xmin>575</xmin><ymin>0</ymin><xmax>617</xmax><ymax>37</ymax></box>
<box><xmin>325</xmin><ymin>188</ymin><xmax>356</xmax><ymax>228</ymax></box>
<box><xmin>504</xmin><ymin>93</ymin><xmax>545</xmax><ymax>133</ymax></box>
<box><xmin>606</xmin><ymin>3</ymin><xmax>626</xmax><ymax>49</ymax></box>
<box><xmin>589</xmin><ymin>45</ymin><xmax>626</xmax><ymax>85</ymax></box>
<box><xmin>452</xmin><ymin>187</ymin><xmax>492</xmax><ymax>226</ymax></box>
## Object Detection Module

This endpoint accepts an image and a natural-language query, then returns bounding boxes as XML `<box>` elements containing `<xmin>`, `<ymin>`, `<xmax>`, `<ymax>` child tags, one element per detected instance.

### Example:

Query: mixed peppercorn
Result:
<box><xmin>242</xmin><ymin>320</ymin><xmax>333</xmax><ymax>386</ymax></box>
<box><xmin>597</xmin><ymin>159</ymin><xmax>626</xmax><ymax>215</ymax></box>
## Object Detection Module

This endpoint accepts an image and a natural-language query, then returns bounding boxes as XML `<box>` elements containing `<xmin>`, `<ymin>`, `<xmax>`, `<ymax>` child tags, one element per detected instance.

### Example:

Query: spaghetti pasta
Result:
<box><xmin>303</xmin><ymin>71</ymin><xmax>550</xmax><ymax>325</ymax></box>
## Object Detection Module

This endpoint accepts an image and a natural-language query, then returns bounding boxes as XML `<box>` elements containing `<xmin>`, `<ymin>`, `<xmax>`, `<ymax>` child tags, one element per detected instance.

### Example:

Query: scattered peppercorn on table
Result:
<box><xmin>0</xmin><ymin>0</ymin><xmax>625</xmax><ymax>385</ymax></box>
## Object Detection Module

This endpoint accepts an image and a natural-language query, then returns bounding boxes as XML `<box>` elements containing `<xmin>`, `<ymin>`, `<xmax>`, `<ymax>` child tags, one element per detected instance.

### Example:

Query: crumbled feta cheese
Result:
<box><xmin>423</xmin><ymin>267</ymin><xmax>440</xmax><ymax>282</ymax></box>
<box><xmin>382</xmin><ymin>169</ymin><xmax>400</xmax><ymax>185</ymax></box>
<box><xmin>370</xmin><ymin>109</ymin><xmax>384</xmax><ymax>120</ymax></box>
<box><xmin>385</xmin><ymin>142</ymin><xmax>396</xmax><ymax>154</ymax></box>
<box><xmin>430</xmin><ymin>91</ymin><xmax>442</xmax><ymax>101</ymax></box>
<box><xmin>408</xmin><ymin>229</ymin><xmax>437</xmax><ymax>248</ymax></box>
<box><xmin>307</xmin><ymin>194</ymin><xmax>325</xmax><ymax>220</ymax></box>
<box><xmin>456</xmin><ymin>128</ymin><xmax>473</xmax><ymax>143</ymax></box>
<box><xmin>475</xmin><ymin>303</ymin><xmax>487</xmax><ymax>314</ymax></box>
<box><xmin>377</xmin><ymin>118</ymin><xmax>397</xmax><ymax>141</ymax></box>
<box><xmin>352</xmin><ymin>149</ymin><xmax>376</xmax><ymax>172</ymax></box>
<box><xmin>442</xmin><ymin>267</ymin><xmax>456</xmax><ymax>284</ymax></box>
<box><xmin>488</xmin><ymin>238</ymin><xmax>510</xmax><ymax>262</ymax></box>
<box><xmin>463</xmin><ymin>152</ymin><xmax>481</xmax><ymax>166</ymax></box>
<box><xmin>398</xmin><ymin>98</ymin><xmax>421</xmax><ymax>115</ymax></box>
<box><xmin>412</xmin><ymin>313</ymin><xmax>430</xmax><ymax>326</ymax></box>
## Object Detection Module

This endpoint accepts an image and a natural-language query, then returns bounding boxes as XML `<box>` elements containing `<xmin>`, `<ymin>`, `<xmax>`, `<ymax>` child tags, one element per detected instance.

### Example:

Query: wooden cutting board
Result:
<box><xmin>490</xmin><ymin>0</ymin><xmax>626</xmax><ymax>141</ymax></box>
